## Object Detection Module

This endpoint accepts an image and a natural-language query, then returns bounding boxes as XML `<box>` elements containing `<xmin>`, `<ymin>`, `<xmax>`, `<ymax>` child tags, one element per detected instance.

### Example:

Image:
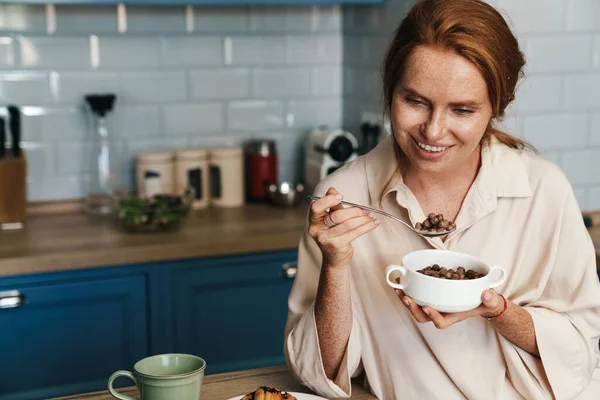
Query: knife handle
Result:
<box><xmin>0</xmin><ymin>117</ymin><xmax>5</xmax><ymax>159</ymax></box>
<box><xmin>7</xmin><ymin>105</ymin><xmax>20</xmax><ymax>158</ymax></box>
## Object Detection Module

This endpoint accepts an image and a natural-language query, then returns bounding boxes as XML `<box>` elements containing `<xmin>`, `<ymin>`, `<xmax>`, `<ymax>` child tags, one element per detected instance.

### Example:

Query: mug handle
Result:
<box><xmin>108</xmin><ymin>370</ymin><xmax>139</xmax><ymax>400</ymax></box>
<box><xmin>488</xmin><ymin>266</ymin><xmax>507</xmax><ymax>289</ymax></box>
<box><xmin>385</xmin><ymin>265</ymin><xmax>407</xmax><ymax>290</ymax></box>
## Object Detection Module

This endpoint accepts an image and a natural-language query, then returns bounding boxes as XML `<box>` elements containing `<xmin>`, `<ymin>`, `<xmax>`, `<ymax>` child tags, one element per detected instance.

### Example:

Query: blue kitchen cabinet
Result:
<box><xmin>0</xmin><ymin>270</ymin><xmax>149</xmax><ymax>400</ymax></box>
<box><xmin>170</xmin><ymin>250</ymin><xmax>298</xmax><ymax>375</ymax></box>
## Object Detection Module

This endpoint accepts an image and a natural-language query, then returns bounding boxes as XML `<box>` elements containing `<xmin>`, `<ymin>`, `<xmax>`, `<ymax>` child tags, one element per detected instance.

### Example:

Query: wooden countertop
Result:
<box><xmin>0</xmin><ymin>204</ymin><xmax>309</xmax><ymax>278</ymax></box>
<box><xmin>0</xmin><ymin>203</ymin><xmax>598</xmax><ymax>278</ymax></box>
<box><xmin>51</xmin><ymin>365</ymin><xmax>376</xmax><ymax>400</ymax></box>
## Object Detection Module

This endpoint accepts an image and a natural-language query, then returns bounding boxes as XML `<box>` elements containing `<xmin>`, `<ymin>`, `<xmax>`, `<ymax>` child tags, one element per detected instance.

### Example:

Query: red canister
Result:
<box><xmin>245</xmin><ymin>140</ymin><xmax>278</xmax><ymax>202</ymax></box>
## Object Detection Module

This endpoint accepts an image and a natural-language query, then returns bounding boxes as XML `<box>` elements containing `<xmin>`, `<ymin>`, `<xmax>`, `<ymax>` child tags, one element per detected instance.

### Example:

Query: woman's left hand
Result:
<box><xmin>396</xmin><ymin>289</ymin><xmax>505</xmax><ymax>329</ymax></box>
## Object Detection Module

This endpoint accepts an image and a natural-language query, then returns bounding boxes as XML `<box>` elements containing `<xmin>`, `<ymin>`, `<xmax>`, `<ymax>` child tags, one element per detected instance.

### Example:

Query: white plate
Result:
<box><xmin>226</xmin><ymin>392</ymin><xmax>327</xmax><ymax>400</ymax></box>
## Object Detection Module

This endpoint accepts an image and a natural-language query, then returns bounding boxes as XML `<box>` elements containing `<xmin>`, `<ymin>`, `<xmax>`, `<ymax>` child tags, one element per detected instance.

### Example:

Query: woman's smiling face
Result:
<box><xmin>391</xmin><ymin>45</ymin><xmax>493</xmax><ymax>173</ymax></box>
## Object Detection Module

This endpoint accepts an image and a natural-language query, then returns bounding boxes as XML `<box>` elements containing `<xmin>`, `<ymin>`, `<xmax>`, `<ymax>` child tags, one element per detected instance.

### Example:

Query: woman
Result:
<box><xmin>283</xmin><ymin>0</ymin><xmax>600</xmax><ymax>399</ymax></box>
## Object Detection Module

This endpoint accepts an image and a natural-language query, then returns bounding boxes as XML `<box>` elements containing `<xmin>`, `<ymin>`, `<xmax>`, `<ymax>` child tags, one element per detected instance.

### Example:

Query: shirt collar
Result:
<box><xmin>365</xmin><ymin>134</ymin><xmax>532</xmax><ymax>209</ymax></box>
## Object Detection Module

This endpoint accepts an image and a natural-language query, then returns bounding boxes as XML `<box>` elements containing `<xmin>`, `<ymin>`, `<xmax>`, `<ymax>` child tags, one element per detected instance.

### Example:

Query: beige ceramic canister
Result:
<box><xmin>136</xmin><ymin>150</ymin><xmax>175</xmax><ymax>198</ymax></box>
<box><xmin>174</xmin><ymin>148</ymin><xmax>209</xmax><ymax>209</ymax></box>
<box><xmin>209</xmin><ymin>147</ymin><xmax>244</xmax><ymax>208</ymax></box>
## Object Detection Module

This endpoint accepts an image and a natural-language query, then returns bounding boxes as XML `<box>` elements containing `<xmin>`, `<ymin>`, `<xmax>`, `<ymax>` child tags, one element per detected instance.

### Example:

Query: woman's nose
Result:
<box><xmin>422</xmin><ymin>111</ymin><xmax>445</xmax><ymax>141</ymax></box>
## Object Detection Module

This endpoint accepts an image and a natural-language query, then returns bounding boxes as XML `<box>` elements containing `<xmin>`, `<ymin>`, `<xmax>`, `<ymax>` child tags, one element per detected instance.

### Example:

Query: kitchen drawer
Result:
<box><xmin>0</xmin><ymin>275</ymin><xmax>149</xmax><ymax>400</ymax></box>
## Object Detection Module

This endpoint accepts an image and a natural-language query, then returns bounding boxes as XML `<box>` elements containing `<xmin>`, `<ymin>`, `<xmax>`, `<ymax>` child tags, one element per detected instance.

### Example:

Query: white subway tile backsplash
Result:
<box><xmin>189</xmin><ymin>135</ymin><xmax>245</xmax><ymax>148</ymax></box>
<box><xmin>513</xmin><ymin>75</ymin><xmax>563</xmax><ymax>111</ymax></box>
<box><xmin>55</xmin><ymin>72</ymin><xmax>120</xmax><ymax>105</ymax></box>
<box><xmin>18</xmin><ymin>37</ymin><xmax>90</xmax><ymax>69</ymax></box>
<box><xmin>228</xmin><ymin>100</ymin><xmax>285</xmax><ymax>131</ymax></box>
<box><xmin>252</xmin><ymin>68</ymin><xmax>311</xmax><ymax>98</ymax></box>
<box><xmin>525</xmin><ymin>35</ymin><xmax>592</xmax><ymax>73</ymax></box>
<box><xmin>286</xmin><ymin>98</ymin><xmax>342</xmax><ymax>130</ymax></box>
<box><xmin>573</xmin><ymin>188</ymin><xmax>588</xmax><ymax>210</ymax></box>
<box><xmin>314</xmin><ymin>6</ymin><xmax>341</xmax><ymax>32</ymax></box>
<box><xmin>250</xmin><ymin>6</ymin><xmax>312</xmax><ymax>32</ymax></box>
<box><xmin>126</xmin><ymin>6</ymin><xmax>185</xmax><ymax>34</ymax></box>
<box><xmin>561</xmin><ymin>149</ymin><xmax>600</xmax><ymax>185</ymax></box>
<box><xmin>494</xmin><ymin>115</ymin><xmax>523</xmax><ymax>137</ymax></box>
<box><xmin>229</xmin><ymin>36</ymin><xmax>287</xmax><ymax>65</ymax></box>
<box><xmin>592</xmin><ymin>34</ymin><xmax>600</xmax><ymax>69</ymax></box>
<box><xmin>343</xmin><ymin>35</ymin><xmax>370</xmax><ymax>67</ymax></box>
<box><xmin>0</xmin><ymin>5</ymin><xmax>46</xmax><ymax>33</ymax></box>
<box><xmin>523</xmin><ymin>113</ymin><xmax>588</xmax><ymax>150</ymax></box>
<box><xmin>343</xmin><ymin>68</ymin><xmax>354</xmax><ymax>95</ymax></box>
<box><xmin>160</xmin><ymin>37</ymin><xmax>223</xmax><ymax>67</ymax></box>
<box><xmin>496</xmin><ymin>0</ymin><xmax>565</xmax><ymax>34</ymax></box>
<box><xmin>311</xmin><ymin>66</ymin><xmax>342</xmax><ymax>96</ymax></box>
<box><xmin>124</xmin><ymin>137</ymin><xmax>190</xmax><ymax>168</ymax></box>
<box><xmin>0</xmin><ymin>71</ymin><xmax>51</xmax><ymax>105</ymax></box>
<box><xmin>565</xmin><ymin>73</ymin><xmax>600</xmax><ymax>109</ymax></box>
<box><xmin>97</xmin><ymin>37</ymin><xmax>160</xmax><ymax>68</ymax></box>
<box><xmin>287</xmin><ymin>35</ymin><xmax>341</xmax><ymax>64</ymax></box>
<box><xmin>163</xmin><ymin>103</ymin><xmax>223</xmax><ymax>135</ymax></box>
<box><xmin>542</xmin><ymin>151</ymin><xmax>561</xmax><ymax>165</ymax></box>
<box><xmin>121</xmin><ymin>70</ymin><xmax>186</xmax><ymax>103</ymax></box>
<box><xmin>0</xmin><ymin>37</ymin><xmax>13</xmax><ymax>67</ymax></box>
<box><xmin>190</xmin><ymin>68</ymin><xmax>250</xmax><ymax>100</ymax></box>
<box><xmin>194</xmin><ymin>7</ymin><xmax>250</xmax><ymax>32</ymax></box>
<box><xmin>22</xmin><ymin>107</ymin><xmax>87</xmax><ymax>140</ymax></box>
<box><xmin>55</xmin><ymin>5</ymin><xmax>118</xmax><ymax>34</ymax></box>
<box><xmin>28</xmin><ymin>176</ymin><xmax>86</xmax><ymax>201</ymax></box>
<box><xmin>588</xmin><ymin>186</ymin><xmax>600</xmax><ymax>210</ymax></box>
<box><xmin>591</xmin><ymin>113</ymin><xmax>600</xmax><ymax>145</ymax></box>
<box><xmin>566</xmin><ymin>0</ymin><xmax>600</xmax><ymax>32</ymax></box>
<box><xmin>23</xmin><ymin>143</ymin><xmax>55</xmax><ymax>178</ymax></box>
<box><xmin>3</xmin><ymin>0</ymin><xmax>597</xmax><ymax>207</ymax></box>
<box><xmin>114</xmin><ymin>105</ymin><xmax>161</xmax><ymax>137</ymax></box>
<box><xmin>56</xmin><ymin>142</ymin><xmax>94</xmax><ymax>176</ymax></box>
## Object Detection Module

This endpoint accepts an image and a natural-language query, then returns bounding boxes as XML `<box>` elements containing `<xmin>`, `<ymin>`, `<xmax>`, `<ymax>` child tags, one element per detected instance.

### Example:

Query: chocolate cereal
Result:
<box><xmin>417</xmin><ymin>264</ymin><xmax>484</xmax><ymax>280</ymax></box>
<box><xmin>415</xmin><ymin>213</ymin><xmax>456</xmax><ymax>233</ymax></box>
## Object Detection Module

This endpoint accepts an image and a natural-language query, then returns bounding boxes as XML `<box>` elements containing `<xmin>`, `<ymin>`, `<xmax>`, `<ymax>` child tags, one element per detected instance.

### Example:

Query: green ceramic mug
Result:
<box><xmin>108</xmin><ymin>353</ymin><xmax>206</xmax><ymax>400</ymax></box>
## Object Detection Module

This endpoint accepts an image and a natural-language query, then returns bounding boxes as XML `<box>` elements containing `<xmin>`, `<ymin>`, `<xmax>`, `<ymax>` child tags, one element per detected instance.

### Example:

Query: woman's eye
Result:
<box><xmin>454</xmin><ymin>108</ymin><xmax>473</xmax><ymax>115</ymax></box>
<box><xmin>406</xmin><ymin>97</ymin><xmax>422</xmax><ymax>105</ymax></box>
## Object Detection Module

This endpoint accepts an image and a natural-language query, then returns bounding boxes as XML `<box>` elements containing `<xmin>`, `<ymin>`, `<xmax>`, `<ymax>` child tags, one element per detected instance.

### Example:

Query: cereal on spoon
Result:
<box><xmin>415</xmin><ymin>213</ymin><xmax>456</xmax><ymax>234</ymax></box>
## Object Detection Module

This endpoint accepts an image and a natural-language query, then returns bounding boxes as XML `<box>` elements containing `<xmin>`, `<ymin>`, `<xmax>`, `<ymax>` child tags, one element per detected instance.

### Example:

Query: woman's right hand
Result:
<box><xmin>308</xmin><ymin>187</ymin><xmax>380</xmax><ymax>269</ymax></box>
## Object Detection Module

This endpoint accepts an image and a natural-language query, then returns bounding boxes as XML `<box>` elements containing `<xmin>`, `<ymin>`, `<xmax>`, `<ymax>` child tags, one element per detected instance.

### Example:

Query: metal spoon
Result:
<box><xmin>307</xmin><ymin>195</ymin><xmax>455</xmax><ymax>238</ymax></box>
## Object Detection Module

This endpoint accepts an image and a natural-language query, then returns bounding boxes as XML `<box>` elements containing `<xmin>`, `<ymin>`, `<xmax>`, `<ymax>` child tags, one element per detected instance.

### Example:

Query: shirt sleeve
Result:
<box><xmin>284</xmin><ymin>221</ymin><xmax>363</xmax><ymax>398</ymax></box>
<box><xmin>509</xmin><ymin>184</ymin><xmax>600</xmax><ymax>399</ymax></box>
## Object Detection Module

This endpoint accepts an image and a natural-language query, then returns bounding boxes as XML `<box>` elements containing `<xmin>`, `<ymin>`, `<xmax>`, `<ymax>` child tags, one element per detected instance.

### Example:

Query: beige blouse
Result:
<box><xmin>284</xmin><ymin>135</ymin><xmax>600</xmax><ymax>399</ymax></box>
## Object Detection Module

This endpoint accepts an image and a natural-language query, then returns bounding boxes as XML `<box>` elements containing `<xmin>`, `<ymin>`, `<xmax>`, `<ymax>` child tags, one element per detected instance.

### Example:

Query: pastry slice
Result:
<box><xmin>240</xmin><ymin>386</ymin><xmax>297</xmax><ymax>400</ymax></box>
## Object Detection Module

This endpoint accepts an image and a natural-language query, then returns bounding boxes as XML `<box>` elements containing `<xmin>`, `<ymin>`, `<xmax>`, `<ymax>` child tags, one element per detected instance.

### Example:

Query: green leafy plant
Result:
<box><xmin>117</xmin><ymin>194</ymin><xmax>191</xmax><ymax>233</ymax></box>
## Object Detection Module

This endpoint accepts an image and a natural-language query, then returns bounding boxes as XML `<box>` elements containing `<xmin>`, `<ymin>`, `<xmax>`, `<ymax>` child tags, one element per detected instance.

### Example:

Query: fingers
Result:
<box><xmin>309</xmin><ymin>188</ymin><xmax>344</xmax><ymax>222</ymax></box>
<box><xmin>423</xmin><ymin>308</ymin><xmax>471</xmax><ymax>329</ymax></box>
<box><xmin>338</xmin><ymin>217</ymin><xmax>380</xmax><ymax>242</ymax></box>
<box><xmin>399</xmin><ymin>295</ymin><xmax>431</xmax><ymax>323</ymax></box>
<box><xmin>327</xmin><ymin>207</ymin><xmax>371</xmax><ymax>225</ymax></box>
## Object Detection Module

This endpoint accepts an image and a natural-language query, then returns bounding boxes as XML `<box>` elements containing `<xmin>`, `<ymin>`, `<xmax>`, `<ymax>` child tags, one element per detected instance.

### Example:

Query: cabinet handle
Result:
<box><xmin>281</xmin><ymin>263</ymin><xmax>297</xmax><ymax>279</ymax></box>
<box><xmin>0</xmin><ymin>290</ymin><xmax>25</xmax><ymax>309</ymax></box>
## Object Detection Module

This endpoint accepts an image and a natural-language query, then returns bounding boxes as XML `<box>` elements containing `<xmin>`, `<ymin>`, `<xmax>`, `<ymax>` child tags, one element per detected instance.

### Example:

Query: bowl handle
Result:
<box><xmin>385</xmin><ymin>265</ymin><xmax>407</xmax><ymax>290</ymax></box>
<box><xmin>488</xmin><ymin>266</ymin><xmax>507</xmax><ymax>289</ymax></box>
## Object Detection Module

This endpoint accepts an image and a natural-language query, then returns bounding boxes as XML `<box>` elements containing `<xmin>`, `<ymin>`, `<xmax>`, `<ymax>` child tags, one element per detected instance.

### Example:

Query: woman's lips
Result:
<box><xmin>411</xmin><ymin>137</ymin><xmax>452</xmax><ymax>160</ymax></box>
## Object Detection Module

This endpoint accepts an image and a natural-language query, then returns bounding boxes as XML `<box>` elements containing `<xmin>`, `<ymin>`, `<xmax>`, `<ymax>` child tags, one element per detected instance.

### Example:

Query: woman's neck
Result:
<box><xmin>402</xmin><ymin>145</ymin><xmax>482</xmax><ymax>195</ymax></box>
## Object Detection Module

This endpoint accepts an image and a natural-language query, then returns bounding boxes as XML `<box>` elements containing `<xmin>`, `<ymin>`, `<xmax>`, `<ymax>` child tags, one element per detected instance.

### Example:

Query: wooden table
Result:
<box><xmin>52</xmin><ymin>366</ymin><xmax>377</xmax><ymax>400</ymax></box>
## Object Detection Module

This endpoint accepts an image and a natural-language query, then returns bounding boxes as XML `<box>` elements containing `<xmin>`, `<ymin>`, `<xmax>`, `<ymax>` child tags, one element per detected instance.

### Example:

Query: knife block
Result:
<box><xmin>0</xmin><ymin>153</ymin><xmax>27</xmax><ymax>226</ymax></box>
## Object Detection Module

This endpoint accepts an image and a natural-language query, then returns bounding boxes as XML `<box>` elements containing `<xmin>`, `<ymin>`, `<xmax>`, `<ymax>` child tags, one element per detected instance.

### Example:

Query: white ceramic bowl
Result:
<box><xmin>385</xmin><ymin>249</ymin><xmax>507</xmax><ymax>313</ymax></box>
